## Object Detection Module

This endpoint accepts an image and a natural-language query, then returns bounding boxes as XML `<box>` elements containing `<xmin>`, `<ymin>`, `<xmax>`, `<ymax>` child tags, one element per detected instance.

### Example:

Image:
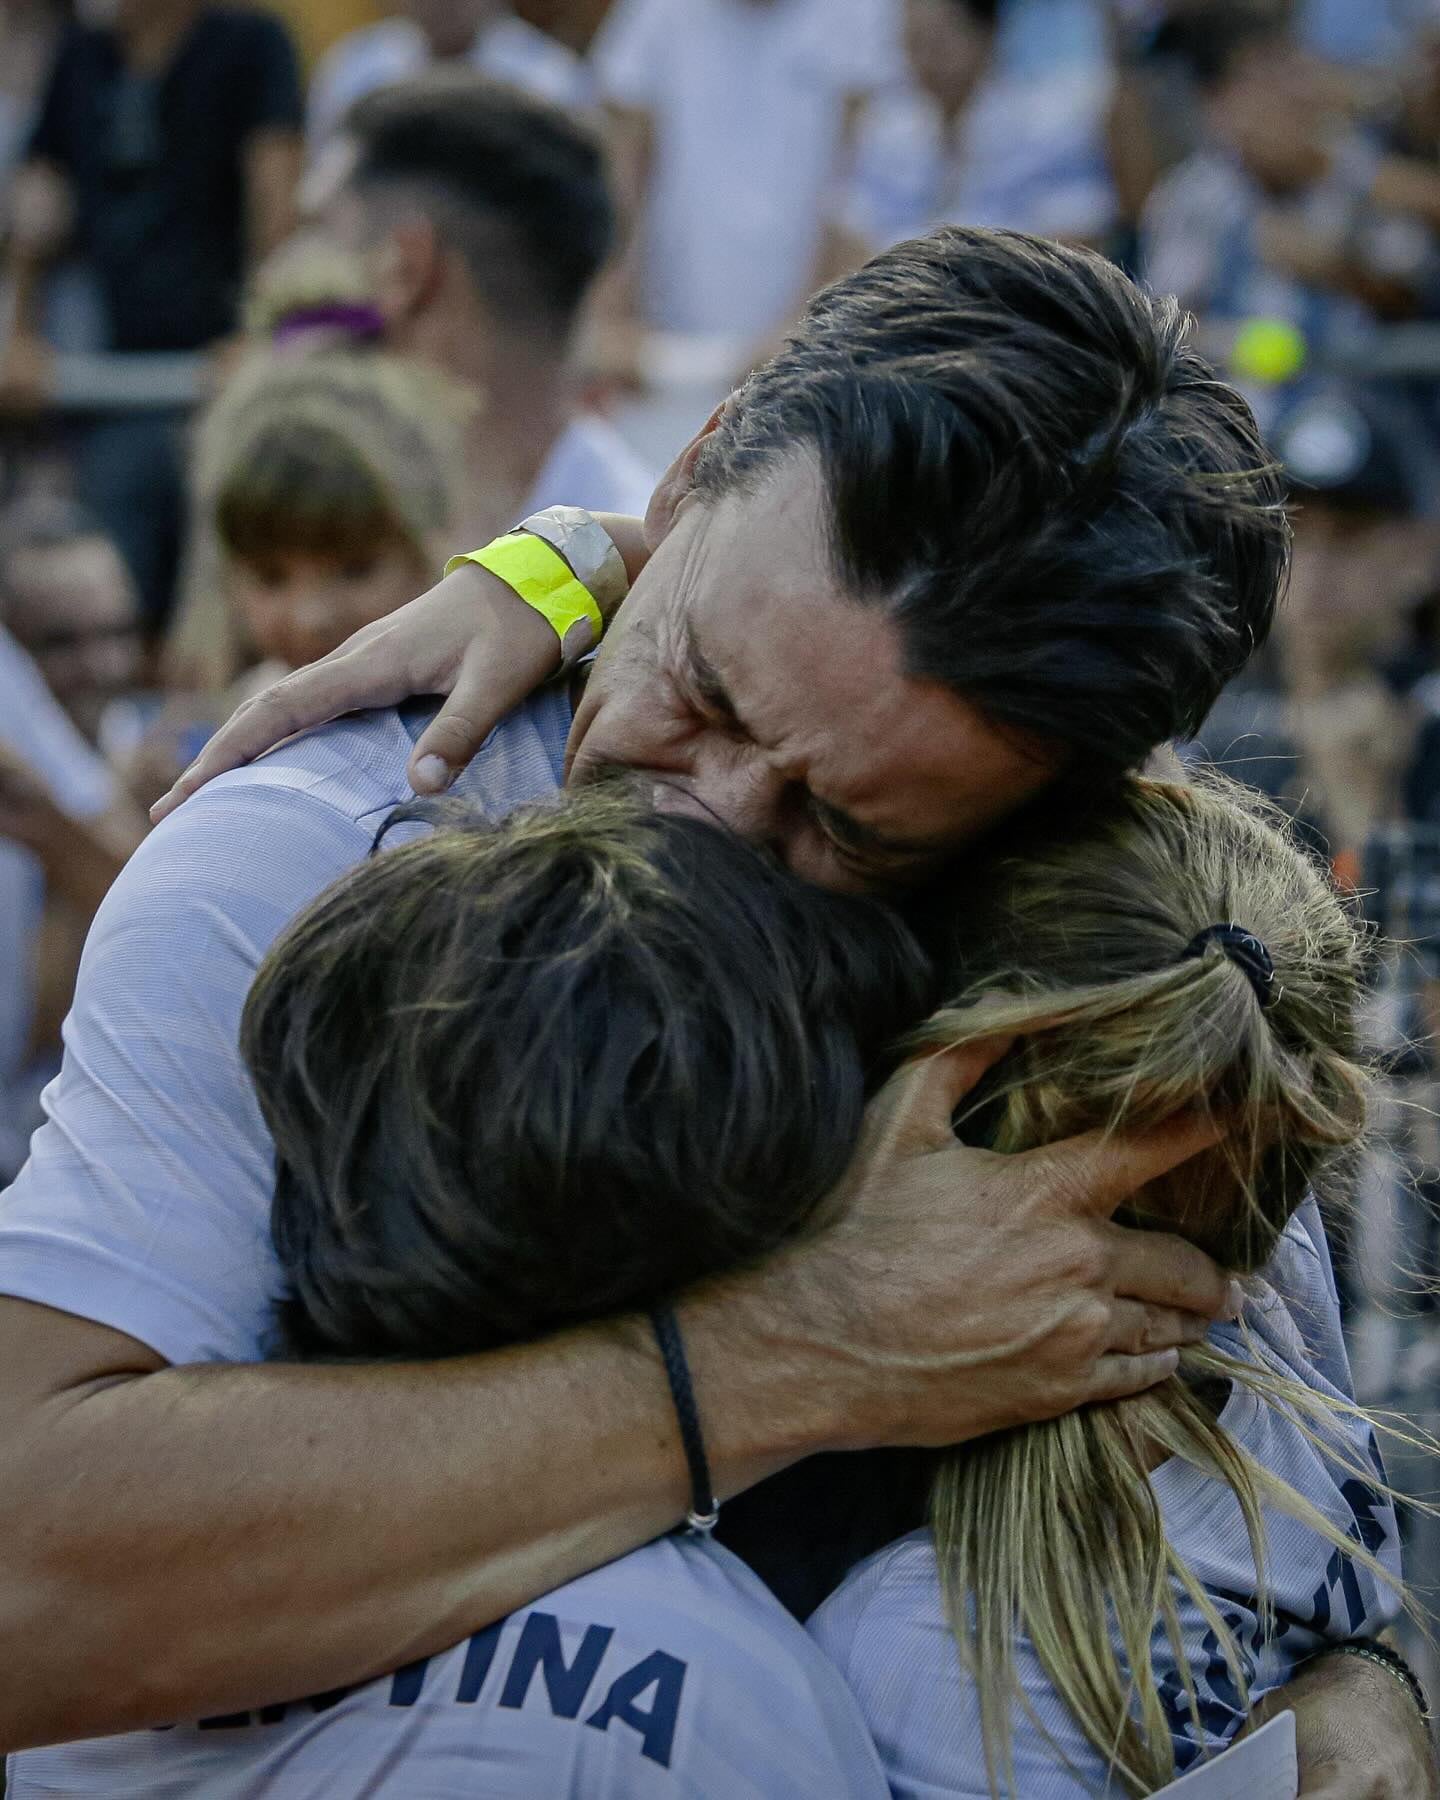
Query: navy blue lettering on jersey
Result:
<box><xmin>1160</xmin><ymin>1461</ymin><xmax>1396</xmax><ymax>1770</ymax></box>
<box><xmin>585</xmin><ymin>1649</ymin><xmax>687</xmax><ymax>1767</ymax></box>
<box><xmin>177</xmin><ymin>1612</ymin><xmax>691</xmax><ymax>1773</ymax></box>
<box><xmin>457</xmin><ymin>1620</ymin><xmax>505</xmax><ymax>1702</ymax></box>
<box><xmin>500</xmin><ymin>1614</ymin><xmax>615</xmax><ymax>1718</ymax></box>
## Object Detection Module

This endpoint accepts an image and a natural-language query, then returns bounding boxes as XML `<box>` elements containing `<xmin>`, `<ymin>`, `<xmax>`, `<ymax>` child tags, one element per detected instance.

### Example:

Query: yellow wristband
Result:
<box><xmin>446</xmin><ymin>535</ymin><xmax>604</xmax><ymax>660</ymax></box>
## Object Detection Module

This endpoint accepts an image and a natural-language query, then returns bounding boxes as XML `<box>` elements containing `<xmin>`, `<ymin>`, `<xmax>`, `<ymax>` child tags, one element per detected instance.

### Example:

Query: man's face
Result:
<box><xmin>905</xmin><ymin>0</ymin><xmax>994</xmax><ymax>115</ymax></box>
<box><xmin>567</xmin><ymin>458</ymin><xmax>1058</xmax><ymax>894</ymax></box>
<box><xmin>400</xmin><ymin>0</ymin><xmax>498</xmax><ymax>57</ymax></box>
<box><xmin>1211</xmin><ymin>48</ymin><xmax>1331</xmax><ymax>195</ymax></box>
<box><xmin>5</xmin><ymin>537</ymin><xmax>142</xmax><ymax>743</ymax></box>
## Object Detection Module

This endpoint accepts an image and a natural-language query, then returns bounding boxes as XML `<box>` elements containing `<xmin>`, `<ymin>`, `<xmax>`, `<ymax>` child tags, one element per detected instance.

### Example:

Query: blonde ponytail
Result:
<box><xmin>921</xmin><ymin>772</ymin><xmax>1406</xmax><ymax>1794</ymax></box>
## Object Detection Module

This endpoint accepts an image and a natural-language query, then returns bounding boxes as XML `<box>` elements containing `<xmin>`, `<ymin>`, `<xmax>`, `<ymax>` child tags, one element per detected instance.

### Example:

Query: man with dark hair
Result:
<box><xmin>306</xmin><ymin>72</ymin><xmax>654</xmax><ymax>544</ymax></box>
<box><xmin>1</xmin><ymin>228</ymin><xmax>1430</xmax><ymax>1796</ymax></box>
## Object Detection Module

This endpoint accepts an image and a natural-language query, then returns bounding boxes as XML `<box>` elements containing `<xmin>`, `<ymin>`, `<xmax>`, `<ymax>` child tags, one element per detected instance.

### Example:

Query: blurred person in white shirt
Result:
<box><xmin>841</xmin><ymin>0</ymin><xmax>1118</xmax><ymax>255</ymax></box>
<box><xmin>0</xmin><ymin>625</ymin><xmax>141</xmax><ymax>1183</ymax></box>
<box><xmin>308</xmin><ymin>1</ymin><xmax>588</xmax><ymax>154</ymax></box>
<box><xmin>591</xmin><ymin>0</ymin><xmax>904</xmax><ymax>358</ymax></box>
<box><xmin>0</xmin><ymin>496</ymin><xmax>144</xmax><ymax>749</ymax></box>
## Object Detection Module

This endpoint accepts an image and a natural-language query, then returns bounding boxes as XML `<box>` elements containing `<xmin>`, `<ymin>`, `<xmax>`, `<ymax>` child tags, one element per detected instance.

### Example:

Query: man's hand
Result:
<box><xmin>1246</xmin><ymin>1650</ymin><xmax>1438</xmax><ymax>1799</ymax></box>
<box><xmin>688</xmin><ymin>1042</ymin><xmax>1235</xmax><ymax>1458</ymax></box>
<box><xmin>150</xmin><ymin>515</ymin><xmax>654</xmax><ymax>823</ymax></box>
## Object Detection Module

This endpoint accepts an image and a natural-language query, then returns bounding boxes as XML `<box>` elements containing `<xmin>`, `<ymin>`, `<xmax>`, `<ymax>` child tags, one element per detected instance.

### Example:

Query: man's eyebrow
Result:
<box><xmin>684</xmin><ymin>623</ymin><xmax>952</xmax><ymax>865</ymax></box>
<box><xmin>684</xmin><ymin>621</ymin><xmax>743</xmax><ymax>727</ymax></box>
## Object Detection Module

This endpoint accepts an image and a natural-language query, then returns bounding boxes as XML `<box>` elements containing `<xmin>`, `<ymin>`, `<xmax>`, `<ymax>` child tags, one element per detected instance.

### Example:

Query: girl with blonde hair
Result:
<box><xmin>811</xmin><ymin>771</ymin><xmax>1411</xmax><ymax>1797</ymax></box>
<box><xmin>166</xmin><ymin>240</ymin><xmax>468</xmax><ymax>699</ymax></box>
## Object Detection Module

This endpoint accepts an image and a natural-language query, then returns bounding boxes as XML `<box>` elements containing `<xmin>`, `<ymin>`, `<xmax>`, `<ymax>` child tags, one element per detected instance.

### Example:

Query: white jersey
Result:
<box><xmin>11</xmin><ymin>1535</ymin><xmax>890</xmax><ymax>1799</ymax></box>
<box><xmin>810</xmin><ymin>1208</ymin><xmax>1402</xmax><ymax>1798</ymax></box>
<box><xmin>592</xmin><ymin>0</ymin><xmax>903</xmax><ymax>337</ymax></box>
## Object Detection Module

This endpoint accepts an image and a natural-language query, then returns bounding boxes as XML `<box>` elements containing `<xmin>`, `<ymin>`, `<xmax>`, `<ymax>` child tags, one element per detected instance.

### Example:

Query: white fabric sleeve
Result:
<box><xmin>0</xmin><ymin>624</ymin><xmax>114</xmax><ymax>819</ymax></box>
<box><xmin>305</xmin><ymin>28</ymin><xmax>397</xmax><ymax>149</ymax></box>
<box><xmin>1139</xmin><ymin>161</ymin><xmax>1234</xmax><ymax>313</ymax></box>
<box><xmin>590</xmin><ymin>0</ymin><xmax>671</xmax><ymax>110</ymax></box>
<box><xmin>824</xmin><ymin>0</ymin><xmax>906</xmax><ymax>95</ymax></box>
<box><xmin>1264</xmin><ymin>1195</ymin><xmax>1357</xmax><ymax>1402</ymax></box>
<box><xmin>0</xmin><ymin>779</ymin><xmax>372</xmax><ymax>1365</ymax></box>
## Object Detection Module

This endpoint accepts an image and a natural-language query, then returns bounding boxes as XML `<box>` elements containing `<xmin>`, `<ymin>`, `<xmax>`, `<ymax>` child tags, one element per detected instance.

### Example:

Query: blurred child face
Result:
<box><xmin>229</xmin><ymin>542</ymin><xmax>427</xmax><ymax>671</ymax></box>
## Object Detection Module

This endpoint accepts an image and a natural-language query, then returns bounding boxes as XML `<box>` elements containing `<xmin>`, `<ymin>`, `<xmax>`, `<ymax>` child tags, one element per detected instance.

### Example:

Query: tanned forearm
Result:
<box><xmin>0</xmin><ymin>1060</ymin><xmax>1241</xmax><ymax>1752</ymax></box>
<box><xmin>0</xmin><ymin>1280</ymin><xmax>844</xmax><ymax>1752</ymax></box>
<box><xmin>1247</xmin><ymin>1641</ymin><xmax>1438</xmax><ymax>1797</ymax></box>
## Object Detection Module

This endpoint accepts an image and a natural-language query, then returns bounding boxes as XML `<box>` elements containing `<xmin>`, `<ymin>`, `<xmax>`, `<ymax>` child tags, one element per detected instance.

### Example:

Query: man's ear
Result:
<box><xmin>642</xmin><ymin>399</ymin><xmax>734</xmax><ymax>551</ymax></box>
<box><xmin>371</xmin><ymin>213</ymin><xmax>445</xmax><ymax>326</ymax></box>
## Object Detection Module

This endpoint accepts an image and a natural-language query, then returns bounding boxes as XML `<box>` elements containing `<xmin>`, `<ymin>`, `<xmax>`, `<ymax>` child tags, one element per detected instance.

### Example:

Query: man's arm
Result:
<box><xmin>0</xmin><ymin>837</ymin><xmax>1226</xmax><ymax>1757</ymax></box>
<box><xmin>0</xmin><ymin>1297</ymin><xmax>711</xmax><ymax>1745</ymax></box>
<box><xmin>1247</xmin><ymin>1648</ymin><xmax>1437</xmax><ymax>1799</ymax></box>
<box><xmin>0</xmin><ymin>157</ymin><xmax>71</xmax><ymax>417</ymax></box>
<box><xmin>0</xmin><ymin>740</ymin><xmax>143</xmax><ymax>1060</ymax></box>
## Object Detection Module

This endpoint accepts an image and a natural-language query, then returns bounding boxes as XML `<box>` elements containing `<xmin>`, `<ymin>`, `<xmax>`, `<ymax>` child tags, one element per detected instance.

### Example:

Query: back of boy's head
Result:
<box><xmin>241</xmin><ymin>788</ymin><xmax>933</xmax><ymax>1361</ymax></box>
<box><xmin>924</xmin><ymin>771</ymin><xmax>1369</xmax><ymax>1269</ymax></box>
<box><xmin>342</xmin><ymin>73</ymin><xmax>615</xmax><ymax>344</ymax></box>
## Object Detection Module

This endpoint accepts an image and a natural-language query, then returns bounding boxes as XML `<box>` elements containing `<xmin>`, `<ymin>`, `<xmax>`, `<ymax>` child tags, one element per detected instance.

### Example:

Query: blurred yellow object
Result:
<box><xmin>1230</xmin><ymin>318</ymin><xmax>1307</xmax><ymax>385</ymax></box>
<box><xmin>264</xmin><ymin>0</ymin><xmax>381</xmax><ymax>71</ymax></box>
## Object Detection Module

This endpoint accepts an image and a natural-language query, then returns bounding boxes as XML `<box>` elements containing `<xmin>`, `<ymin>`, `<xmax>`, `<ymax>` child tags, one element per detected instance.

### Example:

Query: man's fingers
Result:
<box><xmin>1030</xmin><ymin>1109</ymin><xmax>1226</xmax><ymax>1217</ymax></box>
<box><xmin>1085</xmin><ymin>1348</ymin><xmax>1182</xmax><ymax>1405</ymax></box>
<box><xmin>877</xmin><ymin>1038</ymin><xmax>1015</xmax><ymax>1156</ymax></box>
<box><xmin>1105</xmin><ymin>1298</ymin><xmax>1212</xmax><ymax>1357</ymax></box>
<box><xmin>150</xmin><ymin>639</ymin><xmax>413</xmax><ymax>822</ymax></box>
<box><xmin>1104</xmin><ymin>1222</ymin><xmax>1235</xmax><ymax>1320</ymax></box>
<box><xmin>150</xmin><ymin>654</ymin><xmax>388</xmax><ymax>823</ymax></box>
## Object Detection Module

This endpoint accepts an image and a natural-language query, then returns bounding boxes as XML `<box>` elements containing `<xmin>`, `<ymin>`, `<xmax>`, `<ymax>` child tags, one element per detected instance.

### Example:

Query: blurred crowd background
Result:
<box><xmin>5</xmin><ymin>0</ymin><xmax>1440</xmax><ymax>1702</ymax></box>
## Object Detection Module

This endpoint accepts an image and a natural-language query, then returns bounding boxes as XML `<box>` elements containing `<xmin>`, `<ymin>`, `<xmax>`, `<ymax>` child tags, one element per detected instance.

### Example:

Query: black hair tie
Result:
<box><xmin>1181</xmin><ymin>922</ymin><xmax>1279</xmax><ymax>1010</ymax></box>
<box><xmin>649</xmin><ymin>1308</ymin><xmax>719</xmax><ymax>1533</ymax></box>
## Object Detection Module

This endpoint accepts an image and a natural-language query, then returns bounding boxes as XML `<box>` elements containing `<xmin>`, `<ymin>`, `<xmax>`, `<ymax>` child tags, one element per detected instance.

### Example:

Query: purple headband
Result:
<box><xmin>272</xmin><ymin>302</ymin><xmax>387</xmax><ymax>350</ymax></box>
